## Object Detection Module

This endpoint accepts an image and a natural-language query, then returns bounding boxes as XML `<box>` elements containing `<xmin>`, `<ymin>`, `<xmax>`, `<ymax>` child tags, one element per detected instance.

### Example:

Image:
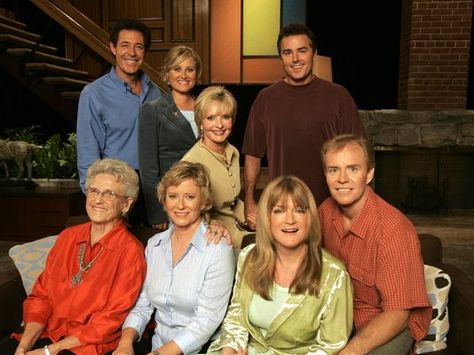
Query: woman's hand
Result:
<box><xmin>152</xmin><ymin>222</ymin><xmax>169</xmax><ymax>232</ymax></box>
<box><xmin>112</xmin><ymin>343</ymin><xmax>134</xmax><ymax>355</ymax></box>
<box><xmin>220</xmin><ymin>346</ymin><xmax>247</xmax><ymax>355</ymax></box>
<box><xmin>25</xmin><ymin>349</ymin><xmax>51</xmax><ymax>355</ymax></box>
<box><xmin>14</xmin><ymin>345</ymin><xmax>28</xmax><ymax>355</ymax></box>
<box><xmin>205</xmin><ymin>220</ymin><xmax>232</xmax><ymax>246</ymax></box>
<box><xmin>16</xmin><ymin>322</ymin><xmax>44</xmax><ymax>355</ymax></box>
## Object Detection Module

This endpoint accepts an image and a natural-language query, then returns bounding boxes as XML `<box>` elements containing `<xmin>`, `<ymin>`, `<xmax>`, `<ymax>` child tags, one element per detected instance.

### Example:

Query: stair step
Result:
<box><xmin>0</xmin><ymin>15</ymin><xmax>28</xmax><ymax>30</ymax></box>
<box><xmin>43</xmin><ymin>77</ymin><xmax>90</xmax><ymax>88</ymax></box>
<box><xmin>25</xmin><ymin>63</ymin><xmax>89</xmax><ymax>79</ymax></box>
<box><xmin>7</xmin><ymin>48</ymin><xmax>73</xmax><ymax>67</ymax></box>
<box><xmin>61</xmin><ymin>91</ymin><xmax>81</xmax><ymax>100</ymax></box>
<box><xmin>0</xmin><ymin>22</ymin><xmax>41</xmax><ymax>42</ymax></box>
<box><xmin>0</xmin><ymin>34</ymin><xmax>58</xmax><ymax>54</ymax></box>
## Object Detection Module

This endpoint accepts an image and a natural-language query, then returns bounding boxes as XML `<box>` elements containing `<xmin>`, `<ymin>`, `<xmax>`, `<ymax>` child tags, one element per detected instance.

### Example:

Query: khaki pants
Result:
<box><xmin>368</xmin><ymin>328</ymin><xmax>413</xmax><ymax>355</ymax></box>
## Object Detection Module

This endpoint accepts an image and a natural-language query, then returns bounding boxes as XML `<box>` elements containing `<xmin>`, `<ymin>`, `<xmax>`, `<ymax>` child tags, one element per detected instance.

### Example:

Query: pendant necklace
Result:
<box><xmin>71</xmin><ymin>242</ymin><xmax>104</xmax><ymax>287</ymax></box>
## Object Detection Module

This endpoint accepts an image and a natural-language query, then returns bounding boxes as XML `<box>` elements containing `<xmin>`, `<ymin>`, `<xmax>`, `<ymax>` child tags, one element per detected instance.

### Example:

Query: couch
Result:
<box><xmin>0</xmin><ymin>228</ymin><xmax>473</xmax><ymax>355</ymax></box>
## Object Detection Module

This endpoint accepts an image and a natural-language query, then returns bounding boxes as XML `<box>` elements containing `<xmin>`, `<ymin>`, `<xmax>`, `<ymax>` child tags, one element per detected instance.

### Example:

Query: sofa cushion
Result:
<box><xmin>8</xmin><ymin>235</ymin><xmax>58</xmax><ymax>295</ymax></box>
<box><xmin>415</xmin><ymin>265</ymin><xmax>451</xmax><ymax>354</ymax></box>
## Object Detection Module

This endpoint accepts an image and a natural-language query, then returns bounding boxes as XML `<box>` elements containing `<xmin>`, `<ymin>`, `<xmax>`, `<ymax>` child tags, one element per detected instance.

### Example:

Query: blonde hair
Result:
<box><xmin>160</xmin><ymin>45</ymin><xmax>202</xmax><ymax>84</ymax></box>
<box><xmin>321</xmin><ymin>134</ymin><xmax>375</xmax><ymax>170</ymax></box>
<box><xmin>157</xmin><ymin>161</ymin><xmax>213</xmax><ymax>220</ymax></box>
<box><xmin>85</xmin><ymin>158</ymin><xmax>139</xmax><ymax>200</ymax></box>
<box><xmin>244</xmin><ymin>175</ymin><xmax>323</xmax><ymax>299</ymax></box>
<box><xmin>194</xmin><ymin>86</ymin><xmax>237</xmax><ymax>130</ymax></box>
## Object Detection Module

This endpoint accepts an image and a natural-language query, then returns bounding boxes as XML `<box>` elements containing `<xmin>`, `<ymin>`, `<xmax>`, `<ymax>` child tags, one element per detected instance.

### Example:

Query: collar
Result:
<box><xmin>198</xmin><ymin>139</ymin><xmax>235</xmax><ymax>163</ymax></box>
<box><xmin>281</xmin><ymin>74</ymin><xmax>317</xmax><ymax>88</ymax></box>
<box><xmin>109</xmin><ymin>67</ymin><xmax>150</xmax><ymax>95</ymax></box>
<box><xmin>349</xmin><ymin>187</ymin><xmax>377</xmax><ymax>239</ymax></box>
<box><xmin>74</xmin><ymin>220</ymin><xmax>126</xmax><ymax>251</ymax></box>
<box><xmin>150</xmin><ymin>219</ymin><xmax>208</xmax><ymax>253</ymax></box>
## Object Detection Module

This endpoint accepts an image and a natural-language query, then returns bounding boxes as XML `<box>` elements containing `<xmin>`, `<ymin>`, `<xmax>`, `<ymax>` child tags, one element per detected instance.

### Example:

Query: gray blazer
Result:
<box><xmin>138</xmin><ymin>91</ymin><xmax>196</xmax><ymax>225</ymax></box>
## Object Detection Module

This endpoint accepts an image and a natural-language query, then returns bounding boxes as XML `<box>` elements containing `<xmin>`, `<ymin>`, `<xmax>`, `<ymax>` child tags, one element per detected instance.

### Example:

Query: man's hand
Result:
<box><xmin>244</xmin><ymin>200</ymin><xmax>257</xmax><ymax>230</ymax></box>
<box><xmin>339</xmin><ymin>310</ymin><xmax>409</xmax><ymax>355</ymax></box>
<box><xmin>243</xmin><ymin>154</ymin><xmax>261</xmax><ymax>231</ymax></box>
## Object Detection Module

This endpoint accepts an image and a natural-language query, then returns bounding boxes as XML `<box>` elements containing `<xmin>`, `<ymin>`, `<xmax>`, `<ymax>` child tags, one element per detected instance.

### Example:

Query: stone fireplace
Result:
<box><xmin>361</xmin><ymin>110</ymin><xmax>474</xmax><ymax>215</ymax></box>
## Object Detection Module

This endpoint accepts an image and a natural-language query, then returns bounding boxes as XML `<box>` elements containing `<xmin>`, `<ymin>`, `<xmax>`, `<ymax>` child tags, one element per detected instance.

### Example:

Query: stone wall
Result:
<box><xmin>360</xmin><ymin>110</ymin><xmax>474</xmax><ymax>148</ymax></box>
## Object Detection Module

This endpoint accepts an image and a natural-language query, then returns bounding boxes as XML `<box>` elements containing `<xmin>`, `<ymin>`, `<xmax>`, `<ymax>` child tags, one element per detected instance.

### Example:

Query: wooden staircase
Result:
<box><xmin>0</xmin><ymin>13</ymin><xmax>92</xmax><ymax>124</ymax></box>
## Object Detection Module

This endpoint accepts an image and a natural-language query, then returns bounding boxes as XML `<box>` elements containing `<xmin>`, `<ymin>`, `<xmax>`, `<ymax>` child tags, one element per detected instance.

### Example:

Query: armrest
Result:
<box><xmin>0</xmin><ymin>270</ymin><xmax>26</xmax><ymax>337</ymax></box>
<box><xmin>442</xmin><ymin>263</ymin><xmax>474</xmax><ymax>355</ymax></box>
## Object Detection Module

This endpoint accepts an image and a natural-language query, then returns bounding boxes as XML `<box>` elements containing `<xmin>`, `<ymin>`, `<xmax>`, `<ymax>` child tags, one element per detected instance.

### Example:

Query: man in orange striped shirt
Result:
<box><xmin>319</xmin><ymin>134</ymin><xmax>431</xmax><ymax>355</ymax></box>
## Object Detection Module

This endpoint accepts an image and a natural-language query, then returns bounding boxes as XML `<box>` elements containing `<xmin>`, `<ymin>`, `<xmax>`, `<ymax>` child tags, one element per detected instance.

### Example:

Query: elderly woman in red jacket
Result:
<box><xmin>12</xmin><ymin>159</ymin><xmax>146</xmax><ymax>355</ymax></box>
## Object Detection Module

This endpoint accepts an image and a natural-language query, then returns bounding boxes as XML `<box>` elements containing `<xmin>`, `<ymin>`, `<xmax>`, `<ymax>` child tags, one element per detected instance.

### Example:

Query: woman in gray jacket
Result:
<box><xmin>138</xmin><ymin>45</ymin><xmax>201</xmax><ymax>230</ymax></box>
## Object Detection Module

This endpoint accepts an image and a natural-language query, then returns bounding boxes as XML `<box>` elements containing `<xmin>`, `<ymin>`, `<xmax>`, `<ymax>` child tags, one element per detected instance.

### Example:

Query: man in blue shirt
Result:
<box><xmin>77</xmin><ymin>18</ymin><xmax>161</xmax><ymax>224</ymax></box>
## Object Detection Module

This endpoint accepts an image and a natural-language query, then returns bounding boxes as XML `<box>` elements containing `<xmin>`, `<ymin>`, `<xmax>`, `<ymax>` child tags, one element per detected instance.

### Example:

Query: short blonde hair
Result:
<box><xmin>194</xmin><ymin>86</ymin><xmax>237</xmax><ymax>129</ymax></box>
<box><xmin>157</xmin><ymin>161</ymin><xmax>213</xmax><ymax>217</ymax></box>
<box><xmin>321</xmin><ymin>134</ymin><xmax>375</xmax><ymax>170</ymax></box>
<box><xmin>244</xmin><ymin>175</ymin><xmax>323</xmax><ymax>298</ymax></box>
<box><xmin>160</xmin><ymin>45</ymin><xmax>202</xmax><ymax>84</ymax></box>
<box><xmin>85</xmin><ymin>159</ymin><xmax>139</xmax><ymax>200</ymax></box>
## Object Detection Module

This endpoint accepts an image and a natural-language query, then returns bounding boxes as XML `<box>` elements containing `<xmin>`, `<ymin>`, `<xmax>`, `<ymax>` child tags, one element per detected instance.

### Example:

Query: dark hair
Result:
<box><xmin>109</xmin><ymin>18</ymin><xmax>151</xmax><ymax>52</ymax></box>
<box><xmin>277</xmin><ymin>23</ymin><xmax>317</xmax><ymax>54</ymax></box>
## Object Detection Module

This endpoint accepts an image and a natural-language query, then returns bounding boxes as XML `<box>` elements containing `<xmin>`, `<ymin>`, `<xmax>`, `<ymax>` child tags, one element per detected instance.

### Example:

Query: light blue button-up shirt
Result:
<box><xmin>76</xmin><ymin>67</ymin><xmax>161</xmax><ymax>191</ymax></box>
<box><xmin>123</xmin><ymin>220</ymin><xmax>235</xmax><ymax>354</ymax></box>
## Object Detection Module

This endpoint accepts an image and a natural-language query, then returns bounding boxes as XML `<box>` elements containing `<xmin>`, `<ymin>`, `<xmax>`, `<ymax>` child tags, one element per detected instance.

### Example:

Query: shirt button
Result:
<box><xmin>232</xmin><ymin>183</ymin><xmax>235</xmax><ymax>188</ymax></box>
<box><xmin>229</xmin><ymin>171</ymin><xmax>232</xmax><ymax>176</ymax></box>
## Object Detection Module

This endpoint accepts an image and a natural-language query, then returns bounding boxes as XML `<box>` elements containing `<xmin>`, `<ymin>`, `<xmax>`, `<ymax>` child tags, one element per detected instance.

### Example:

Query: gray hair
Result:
<box><xmin>85</xmin><ymin>159</ymin><xmax>139</xmax><ymax>200</ymax></box>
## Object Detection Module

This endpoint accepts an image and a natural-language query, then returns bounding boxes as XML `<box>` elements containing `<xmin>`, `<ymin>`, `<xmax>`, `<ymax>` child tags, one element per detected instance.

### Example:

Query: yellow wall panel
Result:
<box><xmin>243</xmin><ymin>0</ymin><xmax>280</xmax><ymax>56</ymax></box>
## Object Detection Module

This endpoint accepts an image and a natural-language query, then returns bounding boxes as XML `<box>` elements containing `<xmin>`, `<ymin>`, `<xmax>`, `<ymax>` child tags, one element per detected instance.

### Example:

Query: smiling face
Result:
<box><xmin>86</xmin><ymin>173</ymin><xmax>133</xmax><ymax>229</ymax></box>
<box><xmin>324</xmin><ymin>142</ymin><xmax>375</xmax><ymax>216</ymax></box>
<box><xmin>200</xmin><ymin>100</ymin><xmax>233</xmax><ymax>151</ymax></box>
<box><xmin>167</xmin><ymin>56</ymin><xmax>197</xmax><ymax>95</ymax></box>
<box><xmin>164</xmin><ymin>178</ymin><xmax>203</xmax><ymax>231</ymax></box>
<box><xmin>280</xmin><ymin>34</ymin><xmax>315</xmax><ymax>86</ymax></box>
<box><xmin>109</xmin><ymin>29</ymin><xmax>146</xmax><ymax>82</ymax></box>
<box><xmin>270</xmin><ymin>196</ymin><xmax>310</xmax><ymax>252</ymax></box>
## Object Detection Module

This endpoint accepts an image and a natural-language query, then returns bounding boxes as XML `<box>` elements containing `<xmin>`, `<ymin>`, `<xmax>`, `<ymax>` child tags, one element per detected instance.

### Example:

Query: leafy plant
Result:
<box><xmin>33</xmin><ymin>133</ymin><xmax>78</xmax><ymax>179</ymax></box>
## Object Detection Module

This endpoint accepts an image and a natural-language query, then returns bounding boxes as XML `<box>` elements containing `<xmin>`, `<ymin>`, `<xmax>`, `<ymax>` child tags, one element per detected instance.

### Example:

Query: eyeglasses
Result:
<box><xmin>86</xmin><ymin>187</ymin><xmax>128</xmax><ymax>201</ymax></box>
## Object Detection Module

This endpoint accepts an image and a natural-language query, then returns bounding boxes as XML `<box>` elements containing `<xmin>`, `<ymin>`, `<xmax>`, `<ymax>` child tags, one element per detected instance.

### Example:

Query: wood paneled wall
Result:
<box><xmin>66</xmin><ymin>0</ymin><xmax>209</xmax><ymax>84</ymax></box>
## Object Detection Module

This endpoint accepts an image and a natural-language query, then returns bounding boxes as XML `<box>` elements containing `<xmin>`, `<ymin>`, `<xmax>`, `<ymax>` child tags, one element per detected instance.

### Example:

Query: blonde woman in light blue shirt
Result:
<box><xmin>114</xmin><ymin>161</ymin><xmax>235</xmax><ymax>355</ymax></box>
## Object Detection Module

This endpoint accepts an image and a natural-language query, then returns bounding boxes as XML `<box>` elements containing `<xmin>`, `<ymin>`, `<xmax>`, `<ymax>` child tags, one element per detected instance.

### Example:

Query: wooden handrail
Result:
<box><xmin>30</xmin><ymin>0</ymin><xmax>165</xmax><ymax>91</ymax></box>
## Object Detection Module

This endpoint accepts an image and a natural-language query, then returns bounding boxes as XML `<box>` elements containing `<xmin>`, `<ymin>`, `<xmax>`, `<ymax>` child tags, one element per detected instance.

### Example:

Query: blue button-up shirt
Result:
<box><xmin>123</xmin><ymin>221</ymin><xmax>235</xmax><ymax>354</ymax></box>
<box><xmin>76</xmin><ymin>67</ymin><xmax>161</xmax><ymax>191</ymax></box>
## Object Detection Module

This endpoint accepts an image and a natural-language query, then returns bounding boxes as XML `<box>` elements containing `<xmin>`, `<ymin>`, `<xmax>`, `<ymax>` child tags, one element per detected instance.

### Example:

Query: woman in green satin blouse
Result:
<box><xmin>208</xmin><ymin>175</ymin><xmax>353</xmax><ymax>355</ymax></box>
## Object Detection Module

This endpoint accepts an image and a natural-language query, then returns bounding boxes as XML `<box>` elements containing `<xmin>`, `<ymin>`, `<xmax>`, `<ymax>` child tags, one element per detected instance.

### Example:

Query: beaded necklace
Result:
<box><xmin>71</xmin><ymin>242</ymin><xmax>104</xmax><ymax>287</ymax></box>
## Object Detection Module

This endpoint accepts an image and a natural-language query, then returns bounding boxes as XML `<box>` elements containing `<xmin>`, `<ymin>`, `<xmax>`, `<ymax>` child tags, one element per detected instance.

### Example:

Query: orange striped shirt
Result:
<box><xmin>319</xmin><ymin>188</ymin><xmax>431</xmax><ymax>341</ymax></box>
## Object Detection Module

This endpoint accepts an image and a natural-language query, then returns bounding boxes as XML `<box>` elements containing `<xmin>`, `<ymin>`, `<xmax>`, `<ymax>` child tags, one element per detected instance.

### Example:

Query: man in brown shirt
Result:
<box><xmin>242</xmin><ymin>23</ymin><xmax>365</xmax><ymax>229</ymax></box>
